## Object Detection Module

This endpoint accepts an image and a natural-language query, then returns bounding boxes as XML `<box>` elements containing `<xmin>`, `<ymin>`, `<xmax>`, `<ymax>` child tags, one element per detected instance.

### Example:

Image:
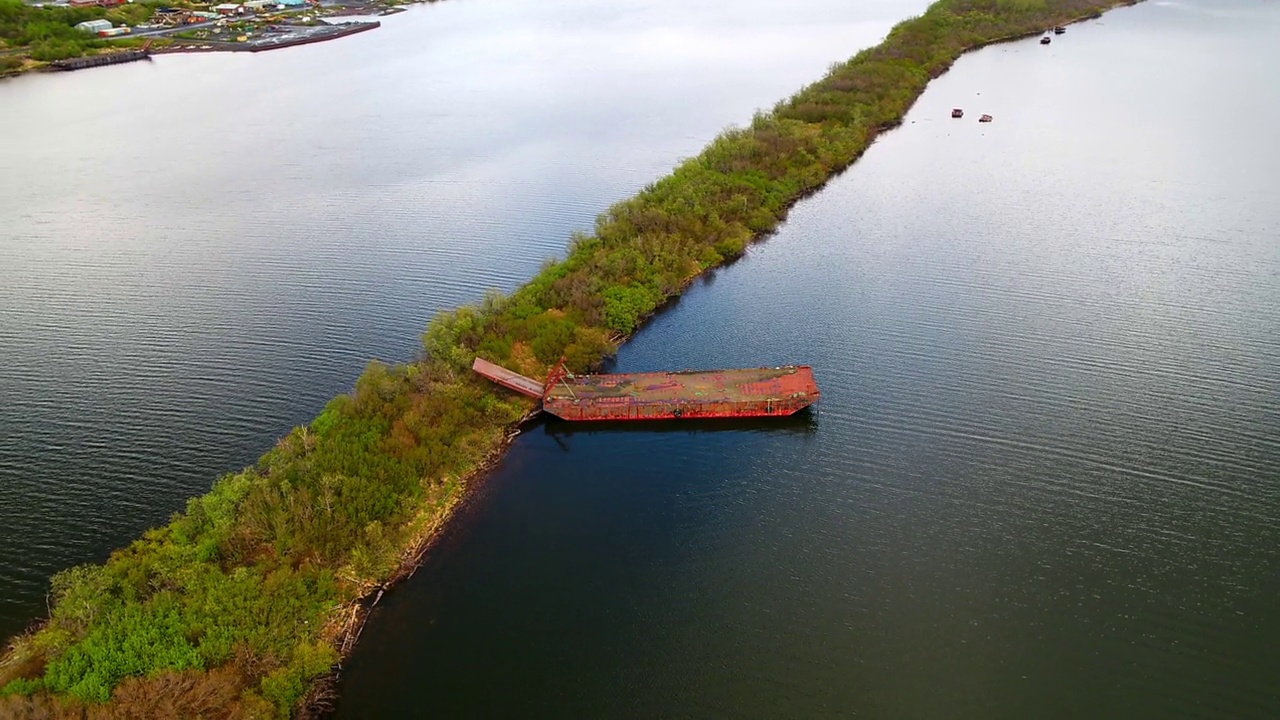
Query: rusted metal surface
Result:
<box><xmin>471</xmin><ymin>357</ymin><xmax>544</xmax><ymax>399</ymax></box>
<box><xmin>473</xmin><ymin>358</ymin><xmax>820</xmax><ymax>421</ymax></box>
<box><xmin>546</xmin><ymin>365</ymin><xmax>819</xmax><ymax>421</ymax></box>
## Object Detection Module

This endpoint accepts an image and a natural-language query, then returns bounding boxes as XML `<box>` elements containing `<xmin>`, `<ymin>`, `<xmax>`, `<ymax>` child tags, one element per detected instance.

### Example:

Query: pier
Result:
<box><xmin>50</xmin><ymin>50</ymin><xmax>150</xmax><ymax>71</ymax></box>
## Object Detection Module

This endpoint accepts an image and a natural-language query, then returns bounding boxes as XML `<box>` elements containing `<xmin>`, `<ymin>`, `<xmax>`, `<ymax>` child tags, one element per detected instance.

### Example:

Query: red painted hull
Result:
<box><xmin>544</xmin><ymin>394</ymin><xmax>816</xmax><ymax>421</ymax></box>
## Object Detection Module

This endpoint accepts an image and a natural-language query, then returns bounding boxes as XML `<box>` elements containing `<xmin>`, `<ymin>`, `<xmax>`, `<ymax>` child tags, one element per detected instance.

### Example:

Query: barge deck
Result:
<box><xmin>473</xmin><ymin>357</ymin><xmax>819</xmax><ymax>421</ymax></box>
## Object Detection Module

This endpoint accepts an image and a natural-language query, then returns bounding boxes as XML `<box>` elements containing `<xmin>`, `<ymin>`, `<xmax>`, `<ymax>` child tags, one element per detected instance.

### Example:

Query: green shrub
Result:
<box><xmin>0</xmin><ymin>677</ymin><xmax>43</xmax><ymax>697</ymax></box>
<box><xmin>43</xmin><ymin>594</ymin><xmax>203</xmax><ymax>703</ymax></box>
<box><xmin>260</xmin><ymin>642</ymin><xmax>337</xmax><ymax>717</ymax></box>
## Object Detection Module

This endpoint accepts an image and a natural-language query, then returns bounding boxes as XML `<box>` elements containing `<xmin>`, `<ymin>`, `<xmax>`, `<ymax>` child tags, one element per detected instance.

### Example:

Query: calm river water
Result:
<box><xmin>2</xmin><ymin>0</ymin><xmax>1278</xmax><ymax>717</ymax></box>
<box><xmin>336</xmin><ymin>1</ymin><xmax>1280</xmax><ymax>718</ymax></box>
<box><xmin>0</xmin><ymin>0</ymin><xmax>921</xmax><ymax>640</ymax></box>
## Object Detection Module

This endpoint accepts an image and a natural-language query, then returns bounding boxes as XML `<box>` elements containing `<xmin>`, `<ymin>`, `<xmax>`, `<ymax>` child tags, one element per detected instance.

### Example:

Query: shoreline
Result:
<box><xmin>0</xmin><ymin>1</ymin><xmax>409</xmax><ymax>78</ymax></box>
<box><xmin>0</xmin><ymin>1</ymin><xmax>1146</xmax><ymax>717</ymax></box>
<box><xmin>157</xmin><ymin>19</ymin><xmax>380</xmax><ymax>54</ymax></box>
<box><xmin>298</xmin><ymin>407</ymin><xmax>538</xmax><ymax>717</ymax></box>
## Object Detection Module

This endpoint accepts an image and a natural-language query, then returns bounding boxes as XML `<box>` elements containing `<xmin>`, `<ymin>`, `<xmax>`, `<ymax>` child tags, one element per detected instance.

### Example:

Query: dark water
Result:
<box><xmin>0</xmin><ymin>0</ymin><xmax>925</xmax><ymax>648</ymax></box>
<box><xmin>336</xmin><ymin>2</ymin><xmax>1280</xmax><ymax>718</ymax></box>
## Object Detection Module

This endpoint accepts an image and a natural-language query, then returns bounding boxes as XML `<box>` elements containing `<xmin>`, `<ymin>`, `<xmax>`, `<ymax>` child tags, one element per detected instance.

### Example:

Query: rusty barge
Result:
<box><xmin>473</xmin><ymin>357</ymin><xmax>820</xmax><ymax>421</ymax></box>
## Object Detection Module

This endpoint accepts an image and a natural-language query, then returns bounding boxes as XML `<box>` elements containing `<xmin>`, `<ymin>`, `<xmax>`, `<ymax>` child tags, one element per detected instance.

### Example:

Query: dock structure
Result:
<box><xmin>245</xmin><ymin>21</ymin><xmax>379</xmax><ymax>53</ymax></box>
<box><xmin>50</xmin><ymin>49</ymin><xmax>149</xmax><ymax>71</ymax></box>
<box><xmin>472</xmin><ymin>357</ymin><xmax>820</xmax><ymax>421</ymax></box>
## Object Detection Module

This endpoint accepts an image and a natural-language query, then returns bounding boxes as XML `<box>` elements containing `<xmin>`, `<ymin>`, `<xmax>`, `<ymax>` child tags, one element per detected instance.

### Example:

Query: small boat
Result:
<box><xmin>1054</xmin><ymin>26</ymin><xmax>1066</xmax><ymax>35</ymax></box>
<box><xmin>951</xmin><ymin>108</ymin><xmax>964</xmax><ymax>118</ymax></box>
<box><xmin>978</xmin><ymin>114</ymin><xmax>993</xmax><ymax>123</ymax></box>
<box><xmin>1040</xmin><ymin>35</ymin><xmax>1051</xmax><ymax>45</ymax></box>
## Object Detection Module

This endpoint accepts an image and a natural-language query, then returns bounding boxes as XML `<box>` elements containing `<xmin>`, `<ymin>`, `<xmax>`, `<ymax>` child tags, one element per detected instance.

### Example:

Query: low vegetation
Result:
<box><xmin>0</xmin><ymin>0</ymin><xmax>154</xmax><ymax>65</ymax></box>
<box><xmin>0</xmin><ymin>0</ymin><xmax>1139</xmax><ymax>716</ymax></box>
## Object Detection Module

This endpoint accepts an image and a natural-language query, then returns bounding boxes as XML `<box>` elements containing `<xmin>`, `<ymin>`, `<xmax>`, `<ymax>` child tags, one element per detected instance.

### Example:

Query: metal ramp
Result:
<box><xmin>471</xmin><ymin>357</ymin><xmax>545</xmax><ymax>399</ymax></box>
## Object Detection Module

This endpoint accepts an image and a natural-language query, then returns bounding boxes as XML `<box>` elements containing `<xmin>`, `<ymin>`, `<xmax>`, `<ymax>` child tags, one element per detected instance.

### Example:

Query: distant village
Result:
<box><xmin>46</xmin><ymin>0</ymin><xmax>395</xmax><ymax>59</ymax></box>
<box><xmin>1</xmin><ymin>0</ymin><xmax>409</xmax><ymax>75</ymax></box>
<box><xmin>68</xmin><ymin>0</ymin><xmax>315</xmax><ymax>39</ymax></box>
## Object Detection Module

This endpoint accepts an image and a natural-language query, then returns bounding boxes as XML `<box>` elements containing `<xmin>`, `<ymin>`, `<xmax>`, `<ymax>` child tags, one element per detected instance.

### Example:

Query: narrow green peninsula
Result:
<box><xmin>0</xmin><ymin>0</ymin><xmax>1140</xmax><ymax>716</ymax></box>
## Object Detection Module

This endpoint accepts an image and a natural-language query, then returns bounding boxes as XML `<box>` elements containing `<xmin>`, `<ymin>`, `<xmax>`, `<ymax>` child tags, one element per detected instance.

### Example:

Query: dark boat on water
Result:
<box><xmin>1040</xmin><ymin>35</ymin><xmax>1052</xmax><ymax>45</ymax></box>
<box><xmin>1054</xmin><ymin>26</ymin><xmax>1066</xmax><ymax>35</ymax></box>
<box><xmin>473</xmin><ymin>357</ymin><xmax>821</xmax><ymax>421</ymax></box>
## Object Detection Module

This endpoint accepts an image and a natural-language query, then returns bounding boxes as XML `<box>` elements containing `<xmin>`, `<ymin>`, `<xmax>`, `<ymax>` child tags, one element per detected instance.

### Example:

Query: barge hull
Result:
<box><xmin>544</xmin><ymin>394</ymin><xmax>815</xmax><ymax>421</ymax></box>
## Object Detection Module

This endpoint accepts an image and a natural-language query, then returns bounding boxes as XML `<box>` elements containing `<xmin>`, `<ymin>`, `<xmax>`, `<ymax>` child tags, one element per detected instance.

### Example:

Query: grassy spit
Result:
<box><xmin>0</xmin><ymin>0</ymin><xmax>1140</xmax><ymax>716</ymax></box>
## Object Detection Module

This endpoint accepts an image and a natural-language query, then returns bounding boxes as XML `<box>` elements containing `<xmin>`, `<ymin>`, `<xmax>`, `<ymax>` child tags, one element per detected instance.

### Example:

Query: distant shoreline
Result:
<box><xmin>0</xmin><ymin>0</ymin><xmax>419</xmax><ymax>78</ymax></box>
<box><xmin>154</xmin><ymin>18</ymin><xmax>380</xmax><ymax>54</ymax></box>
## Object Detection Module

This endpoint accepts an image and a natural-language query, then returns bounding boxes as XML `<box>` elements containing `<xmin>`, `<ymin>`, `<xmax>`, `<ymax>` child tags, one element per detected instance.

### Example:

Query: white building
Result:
<box><xmin>75</xmin><ymin>19</ymin><xmax>112</xmax><ymax>33</ymax></box>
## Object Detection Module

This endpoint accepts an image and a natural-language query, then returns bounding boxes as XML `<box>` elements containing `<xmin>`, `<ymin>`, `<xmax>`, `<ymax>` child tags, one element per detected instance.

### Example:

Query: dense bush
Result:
<box><xmin>0</xmin><ymin>0</ymin><xmax>161</xmax><ymax>65</ymax></box>
<box><xmin>0</xmin><ymin>0</ymin><xmax>1139</xmax><ymax>716</ymax></box>
<box><xmin>0</xmin><ymin>0</ymin><xmax>108</xmax><ymax>60</ymax></box>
